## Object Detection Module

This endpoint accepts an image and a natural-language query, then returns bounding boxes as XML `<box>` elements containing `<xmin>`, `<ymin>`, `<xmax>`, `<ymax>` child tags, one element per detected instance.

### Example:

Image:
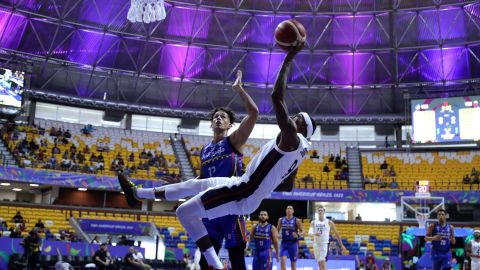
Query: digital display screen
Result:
<box><xmin>0</xmin><ymin>68</ymin><xmax>24</xmax><ymax>108</ymax></box>
<box><xmin>411</xmin><ymin>96</ymin><xmax>480</xmax><ymax>143</ymax></box>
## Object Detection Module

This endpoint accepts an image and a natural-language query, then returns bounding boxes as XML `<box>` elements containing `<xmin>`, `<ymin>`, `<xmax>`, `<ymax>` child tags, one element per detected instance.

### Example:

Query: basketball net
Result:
<box><xmin>127</xmin><ymin>0</ymin><xmax>166</xmax><ymax>24</ymax></box>
<box><xmin>416</xmin><ymin>213</ymin><xmax>429</xmax><ymax>229</ymax></box>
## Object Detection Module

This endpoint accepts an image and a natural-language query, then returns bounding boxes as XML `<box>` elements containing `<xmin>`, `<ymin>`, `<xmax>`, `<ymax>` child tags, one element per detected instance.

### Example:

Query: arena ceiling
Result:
<box><xmin>1</xmin><ymin>0</ymin><xmax>480</xmax><ymax>123</ymax></box>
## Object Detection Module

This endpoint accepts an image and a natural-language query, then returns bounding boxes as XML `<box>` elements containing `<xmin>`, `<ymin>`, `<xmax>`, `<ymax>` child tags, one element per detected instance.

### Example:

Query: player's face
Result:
<box><xmin>474</xmin><ymin>232</ymin><xmax>480</xmax><ymax>240</ymax></box>
<box><xmin>291</xmin><ymin>114</ymin><xmax>307</xmax><ymax>137</ymax></box>
<box><xmin>259</xmin><ymin>211</ymin><xmax>268</xmax><ymax>223</ymax></box>
<box><xmin>318</xmin><ymin>208</ymin><xmax>325</xmax><ymax>219</ymax></box>
<box><xmin>437</xmin><ymin>211</ymin><xmax>446</xmax><ymax>222</ymax></box>
<box><xmin>286</xmin><ymin>206</ymin><xmax>294</xmax><ymax>215</ymax></box>
<box><xmin>211</xmin><ymin>110</ymin><xmax>231</xmax><ymax>131</ymax></box>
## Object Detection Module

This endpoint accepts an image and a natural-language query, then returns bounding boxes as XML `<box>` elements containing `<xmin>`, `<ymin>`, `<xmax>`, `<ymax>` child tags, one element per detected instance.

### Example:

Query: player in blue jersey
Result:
<box><xmin>425</xmin><ymin>209</ymin><xmax>456</xmax><ymax>270</ymax></box>
<box><xmin>196</xmin><ymin>70</ymin><xmax>258</xmax><ymax>270</ymax></box>
<box><xmin>277</xmin><ymin>205</ymin><xmax>304</xmax><ymax>270</ymax></box>
<box><xmin>248</xmin><ymin>211</ymin><xmax>280</xmax><ymax>270</ymax></box>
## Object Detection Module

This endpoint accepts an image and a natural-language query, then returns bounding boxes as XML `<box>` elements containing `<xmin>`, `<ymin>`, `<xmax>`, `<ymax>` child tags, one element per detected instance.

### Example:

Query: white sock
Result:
<box><xmin>202</xmin><ymin>246</ymin><xmax>223</xmax><ymax>269</ymax></box>
<box><xmin>135</xmin><ymin>188</ymin><xmax>155</xmax><ymax>199</ymax></box>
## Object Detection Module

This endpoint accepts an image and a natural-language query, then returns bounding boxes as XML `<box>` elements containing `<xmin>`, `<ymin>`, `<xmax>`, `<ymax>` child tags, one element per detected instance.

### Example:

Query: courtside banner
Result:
<box><xmin>78</xmin><ymin>219</ymin><xmax>151</xmax><ymax>235</ymax></box>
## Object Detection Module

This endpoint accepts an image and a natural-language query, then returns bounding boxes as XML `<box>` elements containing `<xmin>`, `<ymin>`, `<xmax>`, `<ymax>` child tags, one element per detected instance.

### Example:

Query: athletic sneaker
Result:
<box><xmin>117</xmin><ymin>173</ymin><xmax>140</xmax><ymax>207</ymax></box>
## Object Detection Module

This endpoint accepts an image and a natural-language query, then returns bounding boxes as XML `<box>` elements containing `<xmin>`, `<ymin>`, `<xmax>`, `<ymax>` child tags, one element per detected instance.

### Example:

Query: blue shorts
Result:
<box><xmin>202</xmin><ymin>215</ymin><xmax>246</xmax><ymax>249</ymax></box>
<box><xmin>280</xmin><ymin>241</ymin><xmax>298</xmax><ymax>261</ymax></box>
<box><xmin>253</xmin><ymin>249</ymin><xmax>273</xmax><ymax>270</ymax></box>
<box><xmin>432</xmin><ymin>252</ymin><xmax>452</xmax><ymax>270</ymax></box>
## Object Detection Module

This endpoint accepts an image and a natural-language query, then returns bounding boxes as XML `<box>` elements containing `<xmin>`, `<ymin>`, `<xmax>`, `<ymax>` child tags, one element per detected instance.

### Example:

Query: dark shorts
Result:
<box><xmin>280</xmin><ymin>241</ymin><xmax>298</xmax><ymax>261</ymax></box>
<box><xmin>253</xmin><ymin>249</ymin><xmax>273</xmax><ymax>270</ymax></box>
<box><xmin>432</xmin><ymin>252</ymin><xmax>452</xmax><ymax>270</ymax></box>
<box><xmin>202</xmin><ymin>215</ymin><xmax>246</xmax><ymax>249</ymax></box>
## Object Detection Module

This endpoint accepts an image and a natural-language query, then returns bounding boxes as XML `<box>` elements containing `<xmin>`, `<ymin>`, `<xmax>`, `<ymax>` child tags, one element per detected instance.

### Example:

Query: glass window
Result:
<box><xmin>339</xmin><ymin>126</ymin><xmax>375</xmax><ymax>141</ymax></box>
<box><xmin>35</xmin><ymin>102</ymin><xmax>57</xmax><ymax>120</ymax></box>
<box><xmin>132</xmin><ymin>115</ymin><xmax>147</xmax><ymax>130</ymax></box>
<box><xmin>57</xmin><ymin>106</ymin><xmax>80</xmax><ymax>123</ymax></box>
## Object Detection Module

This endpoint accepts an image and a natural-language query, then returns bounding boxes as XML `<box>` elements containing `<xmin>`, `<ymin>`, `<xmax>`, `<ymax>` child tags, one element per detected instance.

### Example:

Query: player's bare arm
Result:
<box><xmin>450</xmin><ymin>225</ymin><xmax>456</xmax><ymax>245</ymax></box>
<box><xmin>330</xmin><ymin>220</ymin><xmax>347</xmax><ymax>252</ymax></box>
<box><xmin>271</xmin><ymin>225</ymin><xmax>281</xmax><ymax>260</ymax></box>
<box><xmin>425</xmin><ymin>224</ymin><xmax>441</xmax><ymax>241</ymax></box>
<box><xmin>248</xmin><ymin>224</ymin><xmax>257</xmax><ymax>243</ymax></box>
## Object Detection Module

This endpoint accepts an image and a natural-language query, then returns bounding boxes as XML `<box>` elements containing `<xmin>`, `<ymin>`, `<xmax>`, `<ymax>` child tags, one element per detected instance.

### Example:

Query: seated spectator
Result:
<box><xmin>129</xmin><ymin>153</ymin><xmax>135</xmax><ymax>162</ymax></box>
<box><xmin>329</xmin><ymin>154</ymin><xmax>334</xmax><ymax>162</ymax></box>
<box><xmin>12</xmin><ymin>211</ymin><xmax>24</xmax><ymax>224</ymax></box>
<box><xmin>390</xmin><ymin>178</ymin><xmax>399</xmax><ymax>189</ymax></box>
<box><xmin>94</xmin><ymin>243</ymin><xmax>115</xmax><ymax>270</ymax></box>
<box><xmin>310</xmin><ymin>149</ymin><xmax>319</xmax><ymax>159</ymax></box>
<box><xmin>472</xmin><ymin>174</ymin><xmax>480</xmax><ymax>184</ymax></box>
<box><xmin>81</xmin><ymin>124</ymin><xmax>95</xmax><ymax>136</ymax></box>
<box><xmin>49</xmin><ymin>126</ymin><xmax>57</xmax><ymax>136</ymax></box>
<box><xmin>60</xmin><ymin>158</ymin><xmax>72</xmax><ymax>170</ymax></box>
<box><xmin>323</xmin><ymin>163</ymin><xmax>330</xmax><ymax>172</ymax></box>
<box><xmin>302</xmin><ymin>174</ymin><xmax>313</xmax><ymax>183</ymax></box>
<box><xmin>139</xmin><ymin>149</ymin><xmax>147</xmax><ymax>159</ymax></box>
<box><xmin>355</xmin><ymin>214</ymin><xmax>362</xmax><ymax>221</ymax></box>
<box><xmin>341</xmin><ymin>157</ymin><xmax>347</xmax><ymax>166</ymax></box>
<box><xmin>388</xmin><ymin>166</ymin><xmax>396</xmax><ymax>177</ymax></box>
<box><xmin>64</xmin><ymin>129</ymin><xmax>71</xmax><ymax>138</ymax></box>
<box><xmin>380</xmin><ymin>160</ymin><xmax>388</xmax><ymax>170</ymax></box>
<box><xmin>34</xmin><ymin>219</ymin><xmax>45</xmax><ymax>232</ymax></box>
<box><xmin>1</xmin><ymin>220</ymin><xmax>8</xmax><ymax>231</ymax></box>
<box><xmin>472</xmin><ymin>167</ymin><xmax>478</xmax><ymax>177</ymax></box>
<box><xmin>98</xmin><ymin>153</ymin><xmax>104</xmax><ymax>163</ymax></box>
<box><xmin>117</xmin><ymin>235</ymin><xmax>131</xmax><ymax>246</ymax></box>
<box><xmin>52</xmin><ymin>144</ymin><xmax>60</xmax><ymax>155</ymax></box>
<box><xmin>106</xmin><ymin>235</ymin><xmax>113</xmax><ymax>245</ymax></box>
<box><xmin>90</xmin><ymin>153</ymin><xmax>98</xmax><ymax>162</ymax></box>
<box><xmin>91</xmin><ymin>235</ymin><xmax>101</xmax><ymax>244</ymax></box>
<box><xmin>124</xmin><ymin>247</ymin><xmax>149</xmax><ymax>270</ymax></box>
<box><xmin>335</xmin><ymin>158</ymin><xmax>342</xmax><ymax>169</ymax></box>
<box><xmin>132</xmin><ymin>248</ymin><xmax>151</xmax><ymax>269</ymax></box>
<box><xmin>83</xmin><ymin>145</ymin><xmax>90</xmax><ymax>154</ymax></box>
<box><xmin>364</xmin><ymin>175</ymin><xmax>375</xmax><ymax>184</ymax></box>
<box><xmin>463</xmin><ymin>174</ymin><xmax>471</xmax><ymax>184</ymax></box>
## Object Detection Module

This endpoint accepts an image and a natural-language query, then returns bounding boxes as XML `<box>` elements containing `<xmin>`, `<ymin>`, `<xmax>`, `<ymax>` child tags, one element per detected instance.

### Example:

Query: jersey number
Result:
<box><xmin>282</xmin><ymin>160</ymin><xmax>298</xmax><ymax>179</ymax></box>
<box><xmin>208</xmin><ymin>166</ymin><xmax>216</xmax><ymax>177</ymax></box>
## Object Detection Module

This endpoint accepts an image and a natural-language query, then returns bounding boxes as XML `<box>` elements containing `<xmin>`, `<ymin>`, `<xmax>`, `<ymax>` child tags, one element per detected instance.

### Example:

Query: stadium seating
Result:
<box><xmin>2</xmin><ymin>119</ymin><xmax>180</xmax><ymax>180</ymax></box>
<box><xmin>362</xmin><ymin>151</ymin><xmax>480</xmax><ymax>190</ymax></box>
<box><xmin>183</xmin><ymin>135</ymin><xmax>350</xmax><ymax>190</ymax></box>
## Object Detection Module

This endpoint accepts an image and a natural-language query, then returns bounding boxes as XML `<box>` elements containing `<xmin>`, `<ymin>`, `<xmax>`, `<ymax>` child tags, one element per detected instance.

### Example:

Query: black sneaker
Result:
<box><xmin>117</xmin><ymin>173</ymin><xmax>140</xmax><ymax>207</ymax></box>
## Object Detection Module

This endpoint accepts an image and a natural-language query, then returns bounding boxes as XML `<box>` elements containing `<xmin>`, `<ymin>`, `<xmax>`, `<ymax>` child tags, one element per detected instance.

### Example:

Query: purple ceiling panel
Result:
<box><xmin>468</xmin><ymin>44</ymin><xmax>480</xmax><ymax>78</ymax></box>
<box><xmin>202</xmin><ymin>48</ymin><xmax>245</xmax><ymax>81</ymax></box>
<box><xmin>439</xmin><ymin>7</ymin><xmax>466</xmax><ymax>42</ymax></box>
<box><xmin>417</xmin><ymin>9</ymin><xmax>440</xmax><ymax>44</ymax></box>
<box><xmin>166</xmin><ymin>6</ymin><xmax>211</xmax><ymax>40</ymax></box>
<box><xmin>157</xmin><ymin>44</ymin><xmax>205</xmax><ymax>78</ymax></box>
<box><xmin>113</xmin><ymin>37</ymin><xmax>144</xmax><ymax>71</ymax></box>
<box><xmin>209</xmin><ymin>10</ymin><xmax>251</xmax><ymax>46</ymax></box>
<box><xmin>330</xmin><ymin>53</ymin><xmax>353</xmax><ymax>85</ymax></box>
<box><xmin>243</xmin><ymin>51</ymin><xmax>285</xmax><ymax>84</ymax></box>
<box><xmin>0</xmin><ymin>9</ymin><xmax>26</xmax><ymax>50</ymax></box>
<box><xmin>137</xmin><ymin>40</ymin><xmax>163</xmax><ymax>74</ymax></box>
<box><xmin>294</xmin><ymin>15</ymin><xmax>332</xmax><ymax>50</ymax></box>
<box><xmin>353</xmin><ymin>52</ymin><xmax>376</xmax><ymax>85</ymax></box>
<box><xmin>397</xmin><ymin>50</ymin><xmax>419</xmax><ymax>83</ymax></box>
<box><xmin>441</xmin><ymin>47</ymin><xmax>469</xmax><ymax>81</ymax></box>
<box><xmin>418</xmin><ymin>48</ymin><xmax>444</xmax><ymax>82</ymax></box>
<box><xmin>375</xmin><ymin>51</ymin><xmax>394</xmax><ymax>84</ymax></box>
<box><xmin>394</xmin><ymin>11</ymin><xmax>418</xmax><ymax>47</ymax></box>
<box><xmin>464</xmin><ymin>3</ymin><xmax>480</xmax><ymax>42</ymax></box>
<box><xmin>372</xmin><ymin>13</ymin><xmax>391</xmax><ymax>48</ymax></box>
<box><xmin>68</xmin><ymin>29</ymin><xmax>119</xmax><ymax>66</ymax></box>
<box><xmin>353</xmin><ymin>15</ymin><xmax>376</xmax><ymax>47</ymax></box>
<box><xmin>332</xmin><ymin>15</ymin><xmax>354</xmax><ymax>48</ymax></box>
<box><xmin>246</xmin><ymin>15</ymin><xmax>290</xmax><ymax>48</ymax></box>
<box><xmin>290</xmin><ymin>52</ymin><xmax>330</xmax><ymax>85</ymax></box>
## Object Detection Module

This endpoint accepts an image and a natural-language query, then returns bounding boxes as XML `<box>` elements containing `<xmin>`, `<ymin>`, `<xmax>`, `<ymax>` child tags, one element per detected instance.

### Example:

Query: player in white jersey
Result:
<box><xmin>118</xmin><ymin>43</ymin><xmax>317</xmax><ymax>270</ymax></box>
<box><xmin>308</xmin><ymin>207</ymin><xmax>346</xmax><ymax>270</ymax></box>
<box><xmin>467</xmin><ymin>230</ymin><xmax>480</xmax><ymax>270</ymax></box>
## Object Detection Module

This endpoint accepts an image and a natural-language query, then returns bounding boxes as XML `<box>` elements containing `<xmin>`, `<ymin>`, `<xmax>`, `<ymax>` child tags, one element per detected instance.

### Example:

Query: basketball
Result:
<box><xmin>275</xmin><ymin>19</ymin><xmax>307</xmax><ymax>50</ymax></box>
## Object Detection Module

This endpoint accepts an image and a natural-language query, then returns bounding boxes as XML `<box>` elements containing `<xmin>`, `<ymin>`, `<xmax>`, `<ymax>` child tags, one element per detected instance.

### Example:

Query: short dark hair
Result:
<box><xmin>209</xmin><ymin>107</ymin><xmax>236</xmax><ymax>123</ymax></box>
<box><xmin>437</xmin><ymin>209</ymin><xmax>446</xmax><ymax>214</ymax></box>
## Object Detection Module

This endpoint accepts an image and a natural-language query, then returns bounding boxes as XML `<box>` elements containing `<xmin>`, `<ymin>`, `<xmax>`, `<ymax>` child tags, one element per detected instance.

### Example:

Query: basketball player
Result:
<box><xmin>466</xmin><ymin>230</ymin><xmax>480</xmax><ymax>270</ymax></box>
<box><xmin>248</xmin><ymin>211</ymin><xmax>280</xmax><ymax>270</ymax></box>
<box><xmin>119</xmin><ymin>43</ymin><xmax>317</xmax><ymax>269</ymax></box>
<box><xmin>197</xmin><ymin>70</ymin><xmax>258</xmax><ymax>270</ymax></box>
<box><xmin>308</xmin><ymin>206</ymin><xmax>346</xmax><ymax>270</ymax></box>
<box><xmin>425</xmin><ymin>209</ymin><xmax>456</xmax><ymax>270</ymax></box>
<box><xmin>277</xmin><ymin>205</ymin><xmax>304</xmax><ymax>270</ymax></box>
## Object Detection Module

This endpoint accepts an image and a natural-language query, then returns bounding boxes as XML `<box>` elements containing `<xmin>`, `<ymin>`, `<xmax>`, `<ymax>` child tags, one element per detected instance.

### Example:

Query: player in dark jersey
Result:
<box><xmin>196</xmin><ymin>70</ymin><xmax>258</xmax><ymax>270</ymax></box>
<box><xmin>425</xmin><ymin>209</ymin><xmax>456</xmax><ymax>270</ymax></box>
<box><xmin>277</xmin><ymin>205</ymin><xmax>304</xmax><ymax>270</ymax></box>
<box><xmin>248</xmin><ymin>211</ymin><xmax>280</xmax><ymax>270</ymax></box>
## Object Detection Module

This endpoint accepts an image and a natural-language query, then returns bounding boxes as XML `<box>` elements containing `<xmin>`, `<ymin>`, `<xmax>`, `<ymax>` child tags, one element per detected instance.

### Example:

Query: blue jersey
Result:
<box><xmin>281</xmin><ymin>217</ymin><xmax>298</xmax><ymax>242</ymax></box>
<box><xmin>254</xmin><ymin>223</ymin><xmax>272</xmax><ymax>251</ymax></box>
<box><xmin>200</xmin><ymin>136</ymin><xmax>243</xmax><ymax>178</ymax></box>
<box><xmin>431</xmin><ymin>222</ymin><xmax>452</xmax><ymax>254</ymax></box>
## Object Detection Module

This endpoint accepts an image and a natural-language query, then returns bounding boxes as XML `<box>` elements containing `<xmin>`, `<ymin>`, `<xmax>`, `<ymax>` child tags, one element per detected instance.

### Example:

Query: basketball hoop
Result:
<box><xmin>416</xmin><ymin>213</ymin><xmax>429</xmax><ymax>229</ymax></box>
<box><xmin>127</xmin><ymin>0</ymin><xmax>166</xmax><ymax>24</ymax></box>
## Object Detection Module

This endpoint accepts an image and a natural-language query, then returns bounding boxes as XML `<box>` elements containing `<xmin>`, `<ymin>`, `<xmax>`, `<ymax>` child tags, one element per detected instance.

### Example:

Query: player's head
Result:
<box><xmin>292</xmin><ymin>112</ymin><xmax>317</xmax><ymax>139</ymax></box>
<box><xmin>436</xmin><ymin>209</ymin><xmax>446</xmax><ymax>222</ymax></box>
<box><xmin>286</xmin><ymin>205</ymin><xmax>294</xmax><ymax>216</ymax></box>
<box><xmin>209</xmin><ymin>107</ymin><xmax>236</xmax><ymax>131</ymax></box>
<box><xmin>317</xmin><ymin>206</ymin><xmax>325</xmax><ymax>219</ymax></box>
<box><xmin>474</xmin><ymin>230</ymin><xmax>480</xmax><ymax>240</ymax></box>
<box><xmin>259</xmin><ymin>211</ymin><xmax>269</xmax><ymax>223</ymax></box>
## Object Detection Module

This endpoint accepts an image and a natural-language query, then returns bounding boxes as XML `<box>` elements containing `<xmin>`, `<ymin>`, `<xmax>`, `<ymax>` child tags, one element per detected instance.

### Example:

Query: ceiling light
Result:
<box><xmin>12</xmin><ymin>188</ymin><xmax>22</xmax><ymax>192</ymax></box>
<box><xmin>29</xmin><ymin>183</ymin><xmax>39</xmax><ymax>187</ymax></box>
<box><xmin>78</xmin><ymin>188</ymin><xmax>87</xmax><ymax>191</ymax></box>
<box><xmin>178</xmin><ymin>199</ymin><xmax>186</xmax><ymax>202</ymax></box>
<box><xmin>0</xmin><ymin>183</ymin><xmax>11</xmax><ymax>186</ymax></box>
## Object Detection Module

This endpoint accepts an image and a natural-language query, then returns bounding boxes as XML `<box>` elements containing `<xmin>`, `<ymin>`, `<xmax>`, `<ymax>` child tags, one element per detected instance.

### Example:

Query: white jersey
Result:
<box><xmin>309</xmin><ymin>219</ymin><xmax>330</xmax><ymax>244</ymax></box>
<box><xmin>473</xmin><ymin>240</ymin><xmax>480</xmax><ymax>262</ymax></box>
<box><xmin>200</xmin><ymin>133</ymin><xmax>311</xmax><ymax>219</ymax></box>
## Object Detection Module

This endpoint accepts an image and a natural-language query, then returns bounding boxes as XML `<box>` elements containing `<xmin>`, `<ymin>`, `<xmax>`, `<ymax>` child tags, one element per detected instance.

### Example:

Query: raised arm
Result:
<box><xmin>271</xmin><ymin>45</ymin><xmax>304</xmax><ymax>150</ymax></box>
<box><xmin>229</xmin><ymin>70</ymin><xmax>259</xmax><ymax>151</ymax></box>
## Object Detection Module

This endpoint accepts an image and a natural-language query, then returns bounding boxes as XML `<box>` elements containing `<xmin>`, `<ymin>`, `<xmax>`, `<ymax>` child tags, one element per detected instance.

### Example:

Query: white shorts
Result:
<box><xmin>472</xmin><ymin>259</ymin><xmax>480</xmax><ymax>270</ymax></box>
<box><xmin>313</xmin><ymin>243</ymin><xmax>329</xmax><ymax>261</ymax></box>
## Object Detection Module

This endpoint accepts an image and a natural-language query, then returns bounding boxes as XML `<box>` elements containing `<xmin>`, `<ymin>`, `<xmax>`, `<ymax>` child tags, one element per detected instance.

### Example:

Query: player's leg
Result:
<box><xmin>280</xmin><ymin>242</ymin><xmax>288</xmax><ymax>270</ymax></box>
<box><xmin>471</xmin><ymin>260</ymin><xmax>480</xmax><ymax>270</ymax></box>
<box><xmin>200</xmin><ymin>219</ymin><xmax>223</xmax><ymax>270</ymax></box>
<box><xmin>289</xmin><ymin>242</ymin><xmax>298</xmax><ymax>270</ymax></box>
<box><xmin>317</xmin><ymin>243</ymin><xmax>329</xmax><ymax>270</ymax></box>
<box><xmin>199</xmin><ymin>238</ymin><xmax>221</xmax><ymax>270</ymax></box>
<box><xmin>175</xmin><ymin>196</ymin><xmax>224</xmax><ymax>269</ymax></box>
<box><xmin>226</xmin><ymin>216</ymin><xmax>247</xmax><ymax>270</ymax></box>
<box><xmin>252</xmin><ymin>252</ymin><xmax>260</xmax><ymax>270</ymax></box>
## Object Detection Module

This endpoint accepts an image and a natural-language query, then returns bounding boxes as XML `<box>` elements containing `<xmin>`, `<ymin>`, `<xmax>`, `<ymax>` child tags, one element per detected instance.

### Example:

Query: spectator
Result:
<box><xmin>52</xmin><ymin>144</ymin><xmax>60</xmax><ymax>155</ymax></box>
<box><xmin>64</xmin><ymin>129</ymin><xmax>71</xmax><ymax>138</ymax></box>
<box><xmin>365</xmin><ymin>253</ymin><xmax>378</xmax><ymax>270</ymax></box>
<box><xmin>83</xmin><ymin>145</ymin><xmax>90</xmax><ymax>154</ymax></box>
<box><xmin>355</xmin><ymin>214</ymin><xmax>362</xmax><ymax>221</ymax></box>
<box><xmin>381</xmin><ymin>257</ymin><xmax>392</xmax><ymax>270</ymax></box>
<box><xmin>117</xmin><ymin>235</ymin><xmax>130</xmax><ymax>246</ymax></box>
<box><xmin>329</xmin><ymin>154</ymin><xmax>334</xmax><ymax>162</ymax></box>
<box><xmin>1</xmin><ymin>220</ymin><xmax>8</xmax><ymax>231</ymax></box>
<box><xmin>98</xmin><ymin>153</ymin><xmax>104</xmax><ymax>163</ymax></box>
<box><xmin>335</xmin><ymin>154</ymin><xmax>341</xmax><ymax>163</ymax></box>
<box><xmin>335</xmin><ymin>156</ymin><xmax>342</xmax><ymax>169</ymax></box>
<box><xmin>34</xmin><ymin>219</ymin><xmax>44</xmax><ymax>232</ymax></box>
<box><xmin>12</xmin><ymin>211</ymin><xmax>24</xmax><ymax>224</ymax></box>
<box><xmin>124</xmin><ymin>247</ymin><xmax>144</xmax><ymax>270</ymax></box>
<box><xmin>463</xmin><ymin>174</ymin><xmax>471</xmax><ymax>184</ymax></box>
<box><xmin>93</xmin><ymin>243</ymin><xmax>115</xmax><ymax>270</ymax></box>
<box><xmin>106</xmin><ymin>235</ymin><xmax>113</xmax><ymax>245</ymax></box>
<box><xmin>472</xmin><ymin>174</ymin><xmax>480</xmax><ymax>184</ymax></box>
<box><xmin>323</xmin><ymin>163</ymin><xmax>330</xmax><ymax>172</ymax></box>
<box><xmin>49</xmin><ymin>126</ymin><xmax>57</xmax><ymax>136</ymax></box>
<box><xmin>388</xmin><ymin>166</ymin><xmax>396</xmax><ymax>177</ymax></box>
<box><xmin>380</xmin><ymin>160</ymin><xmax>388</xmax><ymax>170</ymax></box>
<box><xmin>140</xmin><ymin>149</ymin><xmax>147</xmax><ymax>159</ymax></box>
<box><xmin>129</xmin><ymin>153</ymin><xmax>135</xmax><ymax>162</ymax></box>
<box><xmin>22</xmin><ymin>230</ymin><xmax>42</xmax><ymax>269</ymax></box>
<box><xmin>91</xmin><ymin>235</ymin><xmax>101</xmax><ymax>244</ymax></box>
<box><xmin>310</xmin><ymin>149</ymin><xmax>319</xmax><ymax>159</ymax></box>
<box><xmin>81</xmin><ymin>124</ymin><xmax>95</xmax><ymax>136</ymax></box>
<box><xmin>132</xmin><ymin>248</ymin><xmax>151</xmax><ymax>269</ymax></box>
<box><xmin>390</xmin><ymin>178</ymin><xmax>398</xmax><ymax>189</ymax></box>
<box><xmin>341</xmin><ymin>157</ymin><xmax>347</xmax><ymax>166</ymax></box>
<box><xmin>472</xmin><ymin>167</ymin><xmax>478</xmax><ymax>177</ymax></box>
<box><xmin>365</xmin><ymin>175</ymin><xmax>375</xmax><ymax>184</ymax></box>
<box><xmin>302</xmin><ymin>174</ymin><xmax>313</xmax><ymax>183</ymax></box>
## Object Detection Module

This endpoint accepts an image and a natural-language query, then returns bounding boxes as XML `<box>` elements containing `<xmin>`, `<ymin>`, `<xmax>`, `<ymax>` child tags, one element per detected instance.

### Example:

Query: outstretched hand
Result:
<box><xmin>232</xmin><ymin>70</ymin><xmax>243</xmax><ymax>93</ymax></box>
